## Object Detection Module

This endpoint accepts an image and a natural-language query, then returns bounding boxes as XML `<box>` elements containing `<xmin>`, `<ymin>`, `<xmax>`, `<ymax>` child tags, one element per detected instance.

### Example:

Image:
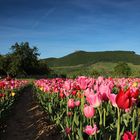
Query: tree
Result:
<box><xmin>0</xmin><ymin>42</ymin><xmax>51</xmax><ymax>77</ymax></box>
<box><xmin>10</xmin><ymin>42</ymin><xmax>40</xmax><ymax>76</ymax></box>
<box><xmin>0</xmin><ymin>54</ymin><xmax>12</xmax><ymax>75</ymax></box>
<box><xmin>114</xmin><ymin>62</ymin><xmax>131</xmax><ymax>77</ymax></box>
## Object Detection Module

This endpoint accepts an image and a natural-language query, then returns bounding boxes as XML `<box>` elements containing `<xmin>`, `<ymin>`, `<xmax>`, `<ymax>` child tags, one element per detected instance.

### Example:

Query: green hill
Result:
<box><xmin>42</xmin><ymin>51</ymin><xmax>140</xmax><ymax>67</ymax></box>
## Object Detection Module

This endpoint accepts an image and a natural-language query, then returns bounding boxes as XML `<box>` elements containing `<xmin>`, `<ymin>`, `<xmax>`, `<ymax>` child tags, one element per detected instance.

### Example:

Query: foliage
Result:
<box><xmin>114</xmin><ymin>62</ymin><xmax>131</xmax><ymax>77</ymax></box>
<box><xmin>0</xmin><ymin>54</ymin><xmax>12</xmax><ymax>75</ymax></box>
<box><xmin>53</xmin><ymin>61</ymin><xmax>140</xmax><ymax>79</ymax></box>
<box><xmin>10</xmin><ymin>42</ymin><xmax>39</xmax><ymax>76</ymax></box>
<box><xmin>0</xmin><ymin>42</ymin><xmax>51</xmax><ymax>77</ymax></box>
<box><xmin>89</xmin><ymin>69</ymin><xmax>100</xmax><ymax>77</ymax></box>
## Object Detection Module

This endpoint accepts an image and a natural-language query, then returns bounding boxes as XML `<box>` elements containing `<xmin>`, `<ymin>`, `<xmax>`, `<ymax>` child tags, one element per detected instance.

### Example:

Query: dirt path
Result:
<box><xmin>0</xmin><ymin>86</ymin><xmax>62</xmax><ymax>140</ymax></box>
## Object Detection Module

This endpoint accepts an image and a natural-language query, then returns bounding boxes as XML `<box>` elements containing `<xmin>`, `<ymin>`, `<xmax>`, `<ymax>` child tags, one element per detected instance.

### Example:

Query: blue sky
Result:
<box><xmin>0</xmin><ymin>0</ymin><xmax>140</xmax><ymax>58</ymax></box>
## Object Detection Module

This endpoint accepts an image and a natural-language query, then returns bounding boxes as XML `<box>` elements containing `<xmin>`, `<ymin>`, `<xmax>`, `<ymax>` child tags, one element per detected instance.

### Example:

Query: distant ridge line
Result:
<box><xmin>41</xmin><ymin>50</ymin><xmax>140</xmax><ymax>67</ymax></box>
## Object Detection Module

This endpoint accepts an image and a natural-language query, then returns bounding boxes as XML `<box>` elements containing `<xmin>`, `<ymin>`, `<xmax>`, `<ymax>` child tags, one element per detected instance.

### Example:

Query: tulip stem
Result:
<box><xmin>103</xmin><ymin>108</ymin><xmax>106</xmax><ymax>127</ymax></box>
<box><xmin>132</xmin><ymin>109</ymin><xmax>136</xmax><ymax>133</ymax></box>
<box><xmin>89</xmin><ymin>135</ymin><xmax>92</xmax><ymax>140</ymax></box>
<box><xmin>116</xmin><ymin>107</ymin><xmax>120</xmax><ymax>140</ymax></box>
<box><xmin>68</xmin><ymin>135</ymin><xmax>71</xmax><ymax>140</ymax></box>
<box><xmin>90</xmin><ymin>118</ymin><xmax>92</xmax><ymax>126</ymax></box>
<box><xmin>136</xmin><ymin>108</ymin><xmax>139</xmax><ymax>140</ymax></box>
<box><xmin>98</xmin><ymin>107</ymin><xmax>102</xmax><ymax>127</ymax></box>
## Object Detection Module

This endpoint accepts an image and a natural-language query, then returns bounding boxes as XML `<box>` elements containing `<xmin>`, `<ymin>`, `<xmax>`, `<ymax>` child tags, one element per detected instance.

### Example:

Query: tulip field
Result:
<box><xmin>0</xmin><ymin>76</ymin><xmax>140</xmax><ymax>140</ymax></box>
<box><xmin>34</xmin><ymin>76</ymin><xmax>140</xmax><ymax>140</ymax></box>
<box><xmin>0</xmin><ymin>79</ymin><xmax>28</xmax><ymax>122</ymax></box>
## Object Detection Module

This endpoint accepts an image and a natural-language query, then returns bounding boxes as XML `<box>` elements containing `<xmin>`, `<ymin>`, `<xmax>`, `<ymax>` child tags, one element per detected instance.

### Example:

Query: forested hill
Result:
<box><xmin>42</xmin><ymin>51</ymin><xmax>140</xmax><ymax>67</ymax></box>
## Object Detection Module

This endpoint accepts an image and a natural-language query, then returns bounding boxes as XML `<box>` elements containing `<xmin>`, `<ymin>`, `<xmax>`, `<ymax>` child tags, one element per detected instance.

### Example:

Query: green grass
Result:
<box><xmin>51</xmin><ymin>62</ymin><xmax>140</xmax><ymax>78</ymax></box>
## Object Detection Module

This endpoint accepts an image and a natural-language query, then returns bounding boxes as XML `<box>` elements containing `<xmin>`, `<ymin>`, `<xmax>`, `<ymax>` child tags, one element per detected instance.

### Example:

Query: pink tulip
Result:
<box><xmin>99</xmin><ymin>84</ymin><xmax>111</xmax><ymax>101</ymax></box>
<box><xmin>84</xmin><ymin>88</ymin><xmax>94</xmax><ymax>97</ymax></box>
<box><xmin>86</xmin><ymin>93</ymin><xmax>102</xmax><ymax>108</ymax></box>
<box><xmin>87</xmin><ymin>78</ymin><xmax>95</xmax><ymax>89</ymax></box>
<box><xmin>83</xmin><ymin>105</ymin><xmax>95</xmax><ymax>118</ymax></box>
<box><xmin>64</xmin><ymin>90</ymin><xmax>71</xmax><ymax>97</ymax></box>
<box><xmin>44</xmin><ymin>85</ymin><xmax>50</xmax><ymax>92</ymax></box>
<box><xmin>108</xmin><ymin>94</ymin><xmax>117</xmax><ymax>107</ymax></box>
<box><xmin>67</xmin><ymin>98</ymin><xmax>75</xmax><ymax>109</ymax></box>
<box><xmin>83</xmin><ymin>124</ymin><xmax>98</xmax><ymax>135</ymax></box>
<box><xmin>63</xmin><ymin>80</ymin><xmax>71</xmax><ymax>90</ymax></box>
<box><xmin>75</xmin><ymin>100</ymin><xmax>81</xmax><ymax>107</ymax></box>
<box><xmin>97</xmin><ymin>76</ymin><xmax>104</xmax><ymax>85</ymax></box>
<box><xmin>77</xmin><ymin>76</ymin><xmax>89</xmax><ymax>90</ymax></box>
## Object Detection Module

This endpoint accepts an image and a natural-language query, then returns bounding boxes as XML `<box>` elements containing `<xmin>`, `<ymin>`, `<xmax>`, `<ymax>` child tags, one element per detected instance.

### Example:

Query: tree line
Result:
<box><xmin>0</xmin><ymin>42</ymin><xmax>50</xmax><ymax>77</ymax></box>
<box><xmin>0</xmin><ymin>42</ymin><xmax>133</xmax><ymax>78</ymax></box>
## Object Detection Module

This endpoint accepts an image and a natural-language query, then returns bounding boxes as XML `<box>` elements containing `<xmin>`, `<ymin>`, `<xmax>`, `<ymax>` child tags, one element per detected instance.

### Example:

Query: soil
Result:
<box><xmin>0</xmin><ymin>86</ymin><xmax>62</xmax><ymax>140</ymax></box>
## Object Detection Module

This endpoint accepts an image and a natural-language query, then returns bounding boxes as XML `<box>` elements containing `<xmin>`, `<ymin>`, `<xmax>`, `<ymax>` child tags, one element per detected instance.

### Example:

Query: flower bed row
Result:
<box><xmin>0</xmin><ymin>79</ymin><xmax>28</xmax><ymax>121</ymax></box>
<box><xmin>34</xmin><ymin>76</ymin><xmax>140</xmax><ymax>140</ymax></box>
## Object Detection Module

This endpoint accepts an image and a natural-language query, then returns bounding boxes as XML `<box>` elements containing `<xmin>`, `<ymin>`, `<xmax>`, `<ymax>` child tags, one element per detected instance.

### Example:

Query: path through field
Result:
<box><xmin>0</xmin><ymin>86</ymin><xmax>61</xmax><ymax>140</ymax></box>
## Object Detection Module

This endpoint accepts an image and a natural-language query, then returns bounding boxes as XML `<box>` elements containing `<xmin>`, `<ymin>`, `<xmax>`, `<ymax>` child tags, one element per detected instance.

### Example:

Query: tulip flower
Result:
<box><xmin>0</xmin><ymin>93</ymin><xmax>5</xmax><ymax>98</ymax></box>
<box><xmin>77</xmin><ymin>76</ymin><xmax>89</xmax><ymax>90</ymax></box>
<box><xmin>86</xmin><ymin>93</ymin><xmax>102</xmax><ymax>108</ymax></box>
<box><xmin>108</xmin><ymin>93</ymin><xmax>117</xmax><ymax>107</ymax></box>
<box><xmin>122</xmin><ymin>131</ymin><xmax>136</xmax><ymax>140</ymax></box>
<box><xmin>130</xmin><ymin>89</ymin><xmax>139</xmax><ymax>99</ymax></box>
<box><xmin>116</xmin><ymin>88</ymin><xmax>132</xmax><ymax>110</ymax></box>
<box><xmin>75</xmin><ymin>100</ymin><xmax>80</xmax><ymax>107</ymax></box>
<box><xmin>59</xmin><ymin>92</ymin><xmax>65</xmax><ymax>98</ymax></box>
<box><xmin>11</xmin><ymin>92</ymin><xmax>15</xmax><ymax>97</ymax></box>
<box><xmin>67</xmin><ymin>112</ymin><xmax>73</xmax><ymax>116</ymax></box>
<box><xmin>99</xmin><ymin>84</ymin><xmax>111</xmax><ymax>101</ymax></box>
<box><xmin>63</xmin><ymin>80</ymin><xmax>72</xmax><ymax>90</ymax></box>
<box><xmin>65</xmin><ymin>127</ymin><xmax>71</xmax><ymax>135</ymax></box>
<box><xmin>0</xmin><ymin>82</ymin><xmax>5</xmax><ymax>89</ymax></box>
<box><xmin>84</xmin><ymin>88</ymin><xmax>94</xmax><ymax>97</ymax></box>
<box><xmin>83</xmin><ymin>124</ymin><xmax>98</xmax><ymax>135</ymax></box>
<box><xmin>67</xmin><ymin>98</ymin><xmax>75</xmax><ymax>109</ymax></box>
<box><xmin>72</xmin><ymin>90</ymin><xmax>77</xmax><ymax>96</ymax></box>
<box><xmin>83</xmin><ymin>105</ymin><xmax>95</xmax><ymax>118</ymax></box>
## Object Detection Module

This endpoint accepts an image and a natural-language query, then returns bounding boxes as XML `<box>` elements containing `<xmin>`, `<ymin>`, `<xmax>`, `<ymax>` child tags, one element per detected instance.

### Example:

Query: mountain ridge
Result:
<box><xmin>41</xmin><ymin>50</ymin><xmax>140</xmax><ymax>67</ymax></box>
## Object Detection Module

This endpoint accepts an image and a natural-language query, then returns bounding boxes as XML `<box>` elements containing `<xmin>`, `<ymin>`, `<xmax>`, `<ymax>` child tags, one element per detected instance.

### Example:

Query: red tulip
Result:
<box><xmin>59</xmin><ymin>91</ymin><xmax>65</xmax><ymax>98</ymax></box>
<box><xmin>72</xmin><ymin>90</ymin><xmax>77</xmax><ymax>96</ymax></box>
<box><xmin>0</xmin><ymin>93</ymin><xmax>5</xmax><ymax>98</ymax></box>
<box><xmin>116</xmin><ymin>88</ymin><xmax>132</xmax><ymax>110</ymax></box>
<box><xmin>122</xmin><ymin>131</ymin><xmax>136</xmax><ymax>140</ymax></box>
<box><xmin>67</xmin><ymin>112</ymin><xmax>73</xmax><ymax>116</ymax></box>
<box><xmin>131</xmin><ymin>89</ymin><xmax>139</xmax><ymax>99</ymax></box>
<box><xmin>65</xmin><ymin>127</ymin><xmax>71</xmax><ymax>135</ymax></box>
<box><xmin>0</xmin><ymin>82</ymin><xmax>5</xmax><ymax>89</ymax></box>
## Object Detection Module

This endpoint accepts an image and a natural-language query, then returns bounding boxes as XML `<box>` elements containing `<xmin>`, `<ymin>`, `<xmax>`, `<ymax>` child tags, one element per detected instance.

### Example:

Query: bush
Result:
<box><xmin>114</xmin><ymin>62</ymin><xmax>131</xmax><ymax>77</ymax></box>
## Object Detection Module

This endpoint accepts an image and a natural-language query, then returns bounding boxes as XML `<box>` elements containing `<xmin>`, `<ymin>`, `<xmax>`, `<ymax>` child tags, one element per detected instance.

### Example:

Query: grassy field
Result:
<box><xmin>51</xmin><ymin>62</ymin><xmax>140</xmax><ymax>78</ymax></box>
